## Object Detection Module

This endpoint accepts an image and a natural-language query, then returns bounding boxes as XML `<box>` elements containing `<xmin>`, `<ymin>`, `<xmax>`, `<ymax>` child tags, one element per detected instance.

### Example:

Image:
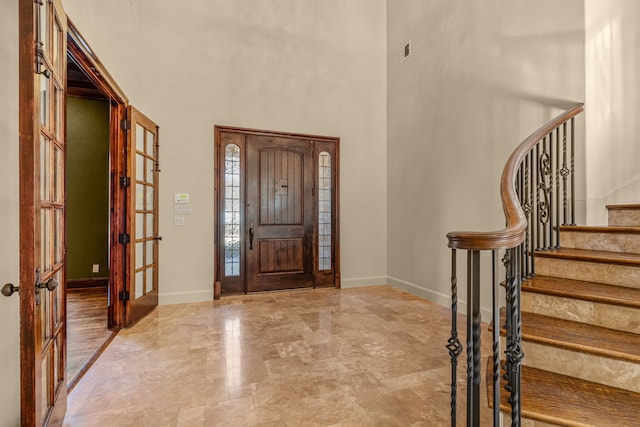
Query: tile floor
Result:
<box><xmin>63</xmin><ymin>285</ymin><xmax>493</xmax><ymax>426</ymax></box>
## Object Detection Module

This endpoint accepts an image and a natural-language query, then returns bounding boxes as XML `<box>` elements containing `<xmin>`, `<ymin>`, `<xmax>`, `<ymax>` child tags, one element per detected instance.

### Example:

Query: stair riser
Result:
<box><xmin>609</xmin><ymin>209</ymin><xmax>640</xmax><ymax>227</ymax></box>
<box><xmin>501</xmin><ymin>338</ymin><xmax>640</xmax><ymax>393</ymax></box>
<box><xmin>535</xmin><ymin>257</ymin><xmax>640</xmax><ymax>289</ymax></box>
<box><xmin>522</xmin><ymin>293</ymin><xmax>640</xmax><ymax>334</ymax></box>
<box><xmin>560</xmin><ymin>231</ymin><xmax>640</xmax><ymax>254</ymax></box>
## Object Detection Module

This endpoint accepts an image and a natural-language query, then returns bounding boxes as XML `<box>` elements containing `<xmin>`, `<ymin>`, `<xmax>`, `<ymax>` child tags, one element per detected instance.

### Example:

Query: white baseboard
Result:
<box><xmin>387</xmin><ymin>275</ymin><xmax>492</xmax><ymax>321</ymax></box>
<box><xmin>159</xmin><ymin>289</ymin><xmax>212</xmax><ymax>305</ymax></box>
<box><xmin>340</xmin><ymin>275</ymin><xmax>388</xmax><ymax>288</ymax></box>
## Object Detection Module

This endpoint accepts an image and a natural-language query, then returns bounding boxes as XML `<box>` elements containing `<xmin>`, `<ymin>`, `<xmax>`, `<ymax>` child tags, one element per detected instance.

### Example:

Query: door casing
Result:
<box><xmin>214</xmin><ymin>126</ymin><xmax>340</xmax><ymax>295</ymax></box>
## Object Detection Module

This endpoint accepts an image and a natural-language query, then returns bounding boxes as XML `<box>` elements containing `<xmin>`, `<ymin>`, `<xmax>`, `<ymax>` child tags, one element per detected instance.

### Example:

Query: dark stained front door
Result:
<box><xmin>245</xmin><ymin>136</ymin><xmax>314</xmax><ymax>291</ymax></box>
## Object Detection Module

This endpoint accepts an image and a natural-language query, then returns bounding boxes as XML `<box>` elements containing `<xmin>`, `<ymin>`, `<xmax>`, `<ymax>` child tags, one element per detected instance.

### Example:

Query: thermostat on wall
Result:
<box><xmin>174</xmin><ymin>193</ymin><xmax>190</xmax><ymax>204</ymax></box>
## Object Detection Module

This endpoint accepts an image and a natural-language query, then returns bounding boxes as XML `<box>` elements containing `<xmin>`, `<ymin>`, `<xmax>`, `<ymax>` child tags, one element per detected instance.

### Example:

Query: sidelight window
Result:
<box><xmin>224</xmin><ymin>144</ymin><xmax>241</xmax><ymax>276</ymax></box>
<box><xmin>318</xmin><ymin>152</ymin><xmax>331</xmax><ymax>270</ymax></box>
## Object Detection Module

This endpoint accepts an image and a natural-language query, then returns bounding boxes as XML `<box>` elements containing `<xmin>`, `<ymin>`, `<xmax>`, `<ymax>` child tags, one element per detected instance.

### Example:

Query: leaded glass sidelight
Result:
<box><xmin>318</xmin><ymin>152</ymin><xmax>331</xmax><ymax>270</ymax></box>
<box><xmin>225</xmin><ymin>144</ymin><xmax>241</xmax><ymax>276</ymax></box>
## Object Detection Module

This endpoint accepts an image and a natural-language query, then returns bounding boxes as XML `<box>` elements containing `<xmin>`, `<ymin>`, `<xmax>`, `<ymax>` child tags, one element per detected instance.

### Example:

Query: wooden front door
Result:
<box><xmin>19</xmin><ymin>0</ymin><xmax>68</xmax><ymax>425</ymax></box>
<box><xmin>245</xmin><ymin>135</ymin><xmax>314</xmax><ymax>292</ymax></box>
<box><xmin>127</xmin><ymin>107</ymin><xmax>160</xmax><ymax>325</ymax></box>
<box><xmin>215</xmin><ymin>127</ymin><xmax>340</xmax><ymax>295</ymax></box>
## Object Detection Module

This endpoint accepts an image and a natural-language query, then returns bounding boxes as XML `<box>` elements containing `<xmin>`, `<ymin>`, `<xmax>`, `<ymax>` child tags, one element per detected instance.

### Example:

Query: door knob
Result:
<box><xmin>1</xmin><ymin>283</ymin><xmax>19</xmax><ymax>297</ymax></box>
<box><xmin>37</xmin><ymin>277</ymin><xmax>59</xmax><ymax>292</ymax></box>
<box><xmin>249</xmin><ymin>228</ymin><xmax>254</xmax><ymax>250</ymax></box>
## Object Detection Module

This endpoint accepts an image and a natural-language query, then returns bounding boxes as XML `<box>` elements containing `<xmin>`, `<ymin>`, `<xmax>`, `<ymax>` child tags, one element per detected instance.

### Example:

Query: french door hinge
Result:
<box><xmin>120</xmin><ymin>119</ymin><xmax>131</xmax><ymax>130</ymax></box>
<box><xmin>118</xmin><ymin>290</ymin><xmax>130</xmax><ymax>302</ymax></box>
<box><xmin>118</xmin><ymin>233</ymin><xmax>130</xmax><ymax>244</ymax></box>
<box><xmin>119</xmin><ymin>176</ymin><xmax>131</xmax><ymax>188</ymax></box>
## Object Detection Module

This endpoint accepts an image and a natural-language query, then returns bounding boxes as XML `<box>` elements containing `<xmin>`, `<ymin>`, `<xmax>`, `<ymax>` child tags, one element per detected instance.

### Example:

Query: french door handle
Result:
<box><xmin>1</xmin><ymin>283</ymin><xmax>19</xmax><ymax>297</ymax></box>
<box><xmin>37</xmin><ymin>278</ymin><xmax>59</xmax><ymax>292</ymax></box>
<box><xmin>249</xmin><ymin>228</ymin><xmax>254</xmax><ymax>250</ymax></box>
<box><xmin>154</xmin><ymin>236</ymin><xmax>163</xmax><ymax>241</ymax></box>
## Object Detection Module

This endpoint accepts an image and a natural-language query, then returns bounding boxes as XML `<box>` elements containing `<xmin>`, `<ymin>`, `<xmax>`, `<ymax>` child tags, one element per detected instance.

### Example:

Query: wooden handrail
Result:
<box><xmin>447</xmin><ymin>103</ymin><xmax>584</xmax><ymax>250</ymax></box>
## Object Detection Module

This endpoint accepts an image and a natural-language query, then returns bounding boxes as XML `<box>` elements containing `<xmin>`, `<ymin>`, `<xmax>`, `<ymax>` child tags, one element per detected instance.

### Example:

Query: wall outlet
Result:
<box><xmin>92</xmin><ymin>264</ymin><xmax>100</xmax><ymax>273</ymax></box>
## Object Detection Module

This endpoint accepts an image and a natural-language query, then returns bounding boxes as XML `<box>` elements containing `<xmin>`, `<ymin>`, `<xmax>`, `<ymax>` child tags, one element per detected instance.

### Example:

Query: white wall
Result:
<box><xmin>64</xmin><ymin>0</ymin><xmax>388</xmax><ymax>302</ymax></box>
<box><xmin>585</xmin><ymin>0</ymin><xmax>640</xmax><ymax>225</ymax></box>
<box><xmin>0</xmin><ymin>0</ymin><xmax>21</xmax><ymax>425</ymax></box>
<box><xmin>386</xmin><ymin>0</ymin><xmax>585</xmax><ymax>317</ymax></box>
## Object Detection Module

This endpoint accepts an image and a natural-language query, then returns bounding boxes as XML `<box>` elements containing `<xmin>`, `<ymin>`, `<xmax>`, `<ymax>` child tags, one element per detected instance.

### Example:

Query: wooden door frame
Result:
<box><xmin>66</xmin><ymin>21</ymin><xmax>129</xmax><ymax>330</ymax></box>
<box><xmin>213</xmin><ymin>126</ymin><xmax>341</xmax><ymax>296</ymax></box>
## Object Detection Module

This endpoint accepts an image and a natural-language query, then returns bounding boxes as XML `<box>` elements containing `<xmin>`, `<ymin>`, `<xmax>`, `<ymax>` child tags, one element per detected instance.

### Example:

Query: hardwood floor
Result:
<box><xmin>66</xmin><ymin>286</ymin><xmax>116</xmax><ymax>390</ymax></box>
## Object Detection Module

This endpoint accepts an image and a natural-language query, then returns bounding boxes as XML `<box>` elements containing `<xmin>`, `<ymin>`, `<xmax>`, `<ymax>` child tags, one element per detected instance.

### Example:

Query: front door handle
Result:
<box><xmin>249</xmin><ymin>228</ymin><xmax>254</xmax><ymax>250</ymax></box>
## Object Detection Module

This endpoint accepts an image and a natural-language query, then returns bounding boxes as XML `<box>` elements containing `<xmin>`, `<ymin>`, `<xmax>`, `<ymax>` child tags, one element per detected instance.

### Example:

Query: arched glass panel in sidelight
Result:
<box><xmin>224</xmin><ymin>144</ymin><xmax>241</xmax><ymax>276</ymax></box>
<box><xmin>318</xmin><ymin>152</ymin><xmax>332</xmax><ymax>270</ymax></box>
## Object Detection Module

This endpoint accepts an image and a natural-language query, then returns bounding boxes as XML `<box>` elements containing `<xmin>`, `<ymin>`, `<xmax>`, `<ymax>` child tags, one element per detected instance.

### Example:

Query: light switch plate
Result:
<box><xmin>174</xmin><ymin>204</ymin><xmax>192</xmax><ymax>214</ymax></box>
<box><xmin>174</xmin><ymin>216</ymin><xmax>185</xmax><ymax>226</ymax></box>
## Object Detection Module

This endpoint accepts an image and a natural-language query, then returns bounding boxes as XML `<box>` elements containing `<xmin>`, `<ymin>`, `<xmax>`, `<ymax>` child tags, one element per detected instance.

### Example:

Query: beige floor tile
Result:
<box><xmin>64</xmin><ymin>286</ymin><xmax>493</xmax><ymax>426</ymax></box>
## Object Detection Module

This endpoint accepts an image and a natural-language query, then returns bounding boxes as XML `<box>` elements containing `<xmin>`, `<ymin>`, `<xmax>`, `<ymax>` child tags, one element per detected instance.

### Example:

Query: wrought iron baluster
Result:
<box><xmin>529</xmin><ymin>151</ymin><xmax>535</xmax><ymax>276</ymax></box>
<box><xmin>548</xmin><ymin>132</ymin><xmax>554</xmax><ymax>249</ymax></box>
<box><xmin>467</xmin><ymin>250</ymin><xmax>482</xmax><ymax>426</ymax></box>
<box><xmin>492</xmin><ymin>250</ymin><xmax>501</xmax><ymax>426</ymax></box>
<box><xmin>446</xmin><ymin>249</ymin><xmax>463</xmax><ymax>427</ymax></box>
<box><xmin>555</xmin><ymin>127</ymin><xmax>561</xmax><ymax>248</ymax></box>
<box><xmin>570</xmin><ymin>118</ymin><xmax>576</xmax><ymax>225</ymax></box>
<box><xmin>561</xmin><ymin>122</ymin><xmax>569</xmax><ymax>225</ymax></box>
<box><xmin>504</xmin><ymin>248</ymin><xmax>524</xmax><ymax>427</ymax></box>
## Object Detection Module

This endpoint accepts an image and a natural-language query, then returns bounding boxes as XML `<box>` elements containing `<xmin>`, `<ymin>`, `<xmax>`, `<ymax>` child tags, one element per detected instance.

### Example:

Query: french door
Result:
<box><xmin>127</xmin><ymin>107</ymin><xmax>160</xmax><ymax>325</ymax></box>
<box><xmin>19</xmin><ymin>0</ymin><xmax>68</xmax><ymax>425</ymax></box>
<box><xmin>215</xmin><ymin>127</ymin><xmax>340</xmax><ymax>295</ymax></box>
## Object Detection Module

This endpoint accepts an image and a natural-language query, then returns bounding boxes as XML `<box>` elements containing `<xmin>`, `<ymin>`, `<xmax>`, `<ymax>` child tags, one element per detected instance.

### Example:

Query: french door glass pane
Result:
<box><xmin>146</xmin><ymin>214</ymin><xmax>154</xmax><ymax>239</ymax></box>
<box><xmin>54</xmin><ymin>85</ymin><xmax>62</xmax><ymax>140</ymax></box>
<box><xmin>40</xmin><ymin>136</ymin><xmax>49</xmax><ymax>201</ymax></box>
<box><xmin>136</xmin><ymin>214</ymin><xmax>144</xmax><ymax>239</ymax></box>
<box><xmin>146</xmin><ymin>241</ymin><xmax>153</xmax><ymax>266</ymax></box>
<box><xmin>40</xmin><ymin>73</ymin><xmax>49</xmax><ymax>126</ymax></box>
<box><xmin>146</xmin><ymin>185</ymin><xmax>154</xmax><ymax>210</ymax></box>
<box><xmin>146</xmin><ymin>267</ymin><xmax>154</xmax><ymax>292</ymax></box>
<box><xmin>40</xmin><ymin>283</ymin><xmax>50</xmax><ymax>342</ymax></box>
<box><xmin>136</xmin><ymin>124</ymin><xmax>144</xmax><ymax>152</ymax></box>
<box><xmin>136</xmin><ymin>153</ymin><xmax>145</xmax><ymax>181</ymax></box>
<box><xmin>147</xmin><ymin>158</ymin><xmax>155</xmax><ymax>185</ymax></box>
<box><xmin>135</xmin><ymin>243</ymin><xmax>144</xmax><ymax>269</ymax></box>
<box><xmin>135</xmin><ymin>271</ymin><xmax>144</xmax><ymax>298</ymax></box>
<box><xmin>146</xmin><ymin>130</ymin><xmax>154</xmax><ymax>156</ymax></box>
<box><xmin>136</xmin><ymin>183</ymin><xmax>145</xmax><ymax>210</ymax></box>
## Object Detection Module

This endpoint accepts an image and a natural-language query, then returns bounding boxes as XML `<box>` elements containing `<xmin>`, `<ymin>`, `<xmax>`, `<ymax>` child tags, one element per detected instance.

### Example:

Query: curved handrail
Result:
<box><xmin>447</xmin><ymin>103</ymin><xmax>584</xmax><ymax>250</ymax></box>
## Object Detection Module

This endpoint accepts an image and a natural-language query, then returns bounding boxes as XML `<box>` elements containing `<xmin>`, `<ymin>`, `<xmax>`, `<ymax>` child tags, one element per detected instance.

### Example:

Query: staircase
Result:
<box><xmin>491</xmin><ymin>204</ymin><xmax>640</xmax><ymax>426</ymax></box>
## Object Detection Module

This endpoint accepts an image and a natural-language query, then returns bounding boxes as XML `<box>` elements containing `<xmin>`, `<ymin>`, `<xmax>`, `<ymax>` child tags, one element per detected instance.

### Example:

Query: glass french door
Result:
<box><xmin>127</xmin><ymin>107</ymin><xmax>160</xmax><ymax>325</ymax></box>
<box><xmin>20</xmin><ymin>0</ymin><xmax>68</xmax><ymax>425</ymax></box>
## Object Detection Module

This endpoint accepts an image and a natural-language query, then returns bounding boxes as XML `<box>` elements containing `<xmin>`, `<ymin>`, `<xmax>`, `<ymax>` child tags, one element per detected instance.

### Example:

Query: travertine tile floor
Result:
<box><xmin>63</xmin><ymin>286</ymin><xmax>492</xmax><ymax>426</ymax></box>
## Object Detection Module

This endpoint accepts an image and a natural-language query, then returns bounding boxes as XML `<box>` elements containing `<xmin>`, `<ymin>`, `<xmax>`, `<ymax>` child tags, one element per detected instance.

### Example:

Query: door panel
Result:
<box><xmin>127</xmin><ymin>108</ymin><xmax>160</xmax><ymax>325</ymax></box>
<box><xmin>246</xmin><ymin>136</ymin><xmax>314</xmax><ymax>292</ymax></box>
<box><xmin>20</xmin><ymin>0</ymin><xmax>68</xmax><ymax>425</ymax></box>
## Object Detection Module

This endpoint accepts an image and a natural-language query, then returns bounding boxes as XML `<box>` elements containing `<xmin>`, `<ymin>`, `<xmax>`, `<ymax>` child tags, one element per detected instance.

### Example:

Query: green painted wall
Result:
<box><xmin>66</xmin><ymin>96</ymin><xmax>110</xmax><ymax>280</ymax></box>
